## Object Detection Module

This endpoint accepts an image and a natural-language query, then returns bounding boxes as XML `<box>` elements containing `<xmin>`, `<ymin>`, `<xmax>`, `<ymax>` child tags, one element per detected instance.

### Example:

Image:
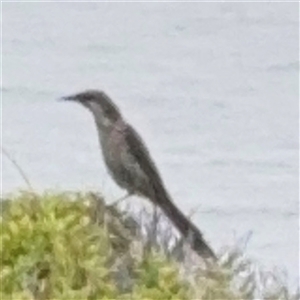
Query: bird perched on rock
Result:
<box><xmin>61</xmin><ymin>89</ymin><xmax>216</xmax><ymax>260</ymax></box>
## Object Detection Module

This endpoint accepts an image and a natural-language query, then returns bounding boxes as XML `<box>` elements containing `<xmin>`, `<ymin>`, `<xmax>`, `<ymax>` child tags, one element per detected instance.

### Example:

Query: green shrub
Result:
<box><xmin>1</xmin><ymin>192</ymin><xmax>298</xmax><ymax>300</ymax></box>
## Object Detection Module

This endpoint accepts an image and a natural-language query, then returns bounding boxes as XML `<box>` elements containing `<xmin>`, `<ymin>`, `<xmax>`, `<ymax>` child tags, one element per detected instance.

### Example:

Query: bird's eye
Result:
<box><xmin>82</xmin><ymin>94</ymin><xmax>92</xmax><ymax>101</ymax></box>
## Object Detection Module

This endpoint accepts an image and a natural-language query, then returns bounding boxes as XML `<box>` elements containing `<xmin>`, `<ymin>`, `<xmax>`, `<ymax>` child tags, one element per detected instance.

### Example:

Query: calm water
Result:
<box><xmin>2</xmin><ymin>2</ymin><xmax>299</xmax><ymax>286</ymax></box>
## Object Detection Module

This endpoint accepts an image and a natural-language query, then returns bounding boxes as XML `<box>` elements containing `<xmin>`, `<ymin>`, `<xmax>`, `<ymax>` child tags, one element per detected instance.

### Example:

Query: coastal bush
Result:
<box><xmin>1</xmin><ymin>192</ymin><xmax>297</xmax><ymax>300</ymax></box>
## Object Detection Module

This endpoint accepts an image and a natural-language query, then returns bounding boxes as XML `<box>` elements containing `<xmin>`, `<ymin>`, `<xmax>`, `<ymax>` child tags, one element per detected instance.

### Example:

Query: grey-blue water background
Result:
<box><xmin>2</xmin><ymin>2</ymin><xmax>299</xmax><ymax>287</ymax></box>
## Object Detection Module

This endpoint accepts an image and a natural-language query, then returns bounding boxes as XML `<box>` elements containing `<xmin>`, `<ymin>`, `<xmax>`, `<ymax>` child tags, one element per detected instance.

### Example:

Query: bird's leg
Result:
<box><xmin>149</xmin><ymin>204</ymin><xmax>160</xmax><ymax>248</ymax></box>
<box><xmin>153</xmin><ymin>204</ymin><xmax>159</xmax><ymax>245</ymax></box>
<box><xmin>109</xmin><ymin>193</ymin><xmax>132</xmax><ymax>208</ymax></box>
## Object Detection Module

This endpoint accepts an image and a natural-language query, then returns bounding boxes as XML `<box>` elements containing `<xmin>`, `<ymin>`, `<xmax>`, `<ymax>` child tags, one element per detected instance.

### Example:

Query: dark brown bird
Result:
<box><xmin>61</xmin><ymin>89</ymin><xmax>216</xmax><ymax>260</ymax></box>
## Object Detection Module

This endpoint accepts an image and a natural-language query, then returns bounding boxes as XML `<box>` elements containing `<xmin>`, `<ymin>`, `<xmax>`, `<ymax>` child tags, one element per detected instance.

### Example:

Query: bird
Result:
<box><xmin>61</xmin><ymin>89</ymin><xmax>216</xmax><ymax>260</ymax></box>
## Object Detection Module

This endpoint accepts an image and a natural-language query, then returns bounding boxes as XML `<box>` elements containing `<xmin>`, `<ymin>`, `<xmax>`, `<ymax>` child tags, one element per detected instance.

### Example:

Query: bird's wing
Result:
<box><xmin>124</xmin><ymin>124</ymin><xmax>167</xmax><ymax>195</ymax></box>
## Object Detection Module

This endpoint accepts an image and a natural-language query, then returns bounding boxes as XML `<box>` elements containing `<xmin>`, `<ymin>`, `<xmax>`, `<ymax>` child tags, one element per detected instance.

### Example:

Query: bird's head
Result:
<box><xmin>61</xmin><ymin>90</ymin><xmax>122</xmax><ymax>127</ymax></box>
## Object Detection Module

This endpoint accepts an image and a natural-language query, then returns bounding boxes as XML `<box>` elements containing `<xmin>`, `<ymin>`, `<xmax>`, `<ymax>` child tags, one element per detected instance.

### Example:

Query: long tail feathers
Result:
<box><xmin>156</xmin><ymin>192</ymin><xmax>217</xmax><ymax>261</ymax></box>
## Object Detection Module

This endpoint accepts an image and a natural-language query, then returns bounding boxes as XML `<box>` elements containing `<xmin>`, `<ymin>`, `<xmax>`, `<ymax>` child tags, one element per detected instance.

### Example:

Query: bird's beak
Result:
<box><xmin>60</xmin><ymin>95</ymin><xmax>78</xmax><ymax>102</ymax></box>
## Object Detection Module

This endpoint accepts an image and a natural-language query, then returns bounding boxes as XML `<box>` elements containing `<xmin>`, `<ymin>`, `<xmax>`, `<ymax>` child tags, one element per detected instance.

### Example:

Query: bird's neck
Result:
<box><xmin>94</xmin><ymin>115</ymin><xmax>126</xmax><ymax>140</ymax></box>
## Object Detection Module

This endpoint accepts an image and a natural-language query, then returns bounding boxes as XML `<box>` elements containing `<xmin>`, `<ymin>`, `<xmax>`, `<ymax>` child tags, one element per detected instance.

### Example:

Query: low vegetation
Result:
<box><xmin>1</xmin><ymin>191</ymin><xmax>298</xmax><ymax>300</ymax></box>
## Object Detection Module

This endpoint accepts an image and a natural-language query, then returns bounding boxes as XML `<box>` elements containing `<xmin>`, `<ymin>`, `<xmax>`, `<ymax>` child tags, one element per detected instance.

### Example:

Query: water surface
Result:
<box><xmin>2</xmin><ymin>2</ymin><xmax>299</xmax><ymax>286</ymax></box>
